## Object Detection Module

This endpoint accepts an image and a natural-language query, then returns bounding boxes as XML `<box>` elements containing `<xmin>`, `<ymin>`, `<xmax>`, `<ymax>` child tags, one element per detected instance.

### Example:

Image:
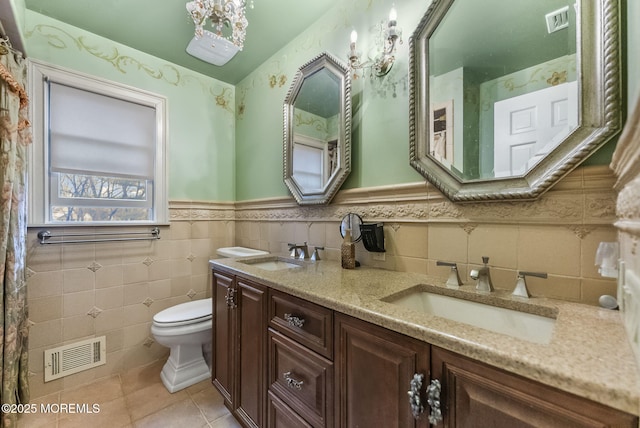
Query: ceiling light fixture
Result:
<box><xmin>348</xmin><ymin>5</ymin><xmax>402</xmax><ymax>78</ymax></box>
<box><xmin>185</xmin><ymin>0</ymin><xmax>254</xmax><ymax>66</ymax></box>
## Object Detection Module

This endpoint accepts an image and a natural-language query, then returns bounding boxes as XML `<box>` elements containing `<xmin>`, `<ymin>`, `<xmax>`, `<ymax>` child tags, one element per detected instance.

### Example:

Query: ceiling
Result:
<box><xmin>430</xmin><ymin>0</ymin><xmax>576</xmax><ymax>81</ymax></box>
<box><xmin>23</xmin><ymin>0</ymin><xmax>341</xmax><ymax>85</ymax></box>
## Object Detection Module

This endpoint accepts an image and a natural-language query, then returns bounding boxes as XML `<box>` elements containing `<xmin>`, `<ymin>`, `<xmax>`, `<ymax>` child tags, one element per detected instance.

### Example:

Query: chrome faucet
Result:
<box><xmin>512</xmin><ymin>271</ymin><xmax>547</xmax><ymax>299</ymax></box>
<box><xmin>436</xmin><ymin>261</ymin><xmax>462</xmax><ymax>289</ymax></box>
<box><xmin>288</xmin><ymin>242</ymin><xmax>309</xmax><ymax>260</ymax></box>
<box><xmin>470</xmin><ymin>256</ymin><xmax>494</xmax><ymax>293</ymax></box>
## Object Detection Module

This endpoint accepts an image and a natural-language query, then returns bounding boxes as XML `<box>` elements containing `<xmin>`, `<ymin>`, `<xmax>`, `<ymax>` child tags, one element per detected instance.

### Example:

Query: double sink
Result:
<box><xmin>237</xmin><ymin>255</ymin><xmax>556</xmax><ymax>344</ymax></box>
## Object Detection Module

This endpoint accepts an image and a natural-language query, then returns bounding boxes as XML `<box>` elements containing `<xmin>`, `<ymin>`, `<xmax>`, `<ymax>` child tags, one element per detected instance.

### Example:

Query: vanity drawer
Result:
<box><xmin>268</xmin><ymin>328</ymin><xmax>333</xmax><ymax>428</ymax></box>
<box><xmin>269</xmin><ymin>289</ymin><xmax>333</xmax><ymax>359</ymax></box>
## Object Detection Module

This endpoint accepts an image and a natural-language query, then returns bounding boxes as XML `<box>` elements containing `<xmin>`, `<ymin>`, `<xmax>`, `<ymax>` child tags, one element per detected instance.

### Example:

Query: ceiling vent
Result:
<box><xmin>545</xmin><ymin>6</ymin><xmax>570</xmax><ymax>34</ymax></box>
<box><xmin>186</xmin><ymin>30</ymin><xmax>240</xmax><ymax>66</ymax></box>
<box><xmin>44</xmin><ymin>336</ymin><xmax>106</xmax><ymax>382</ymax></box>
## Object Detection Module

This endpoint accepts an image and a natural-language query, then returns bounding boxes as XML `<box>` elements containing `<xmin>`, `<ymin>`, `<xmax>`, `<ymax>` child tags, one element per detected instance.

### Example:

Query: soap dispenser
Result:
<box><xmin>341</xmin><ymin>228</ymin><xmax>356</xmax><ymax>269</ymax></box>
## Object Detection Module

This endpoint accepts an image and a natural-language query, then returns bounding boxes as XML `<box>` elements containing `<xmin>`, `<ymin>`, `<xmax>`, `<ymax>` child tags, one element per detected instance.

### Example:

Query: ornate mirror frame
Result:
<box><xmin>409</xmin><ymin>0</ymin><xmax>622</xmax><ymax>202</ymax></box>
<box><xmin>283</xmin><ymin>52</ymin><xmax>352</xmax><ymax>205</ymax></box>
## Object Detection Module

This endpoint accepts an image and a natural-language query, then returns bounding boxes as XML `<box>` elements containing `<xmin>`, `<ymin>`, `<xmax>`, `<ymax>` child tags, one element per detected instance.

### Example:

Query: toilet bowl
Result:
<box><xmin>151</xmin><ymin>298</ymin><xmax>213</xmax><ymax>393</ymax></box>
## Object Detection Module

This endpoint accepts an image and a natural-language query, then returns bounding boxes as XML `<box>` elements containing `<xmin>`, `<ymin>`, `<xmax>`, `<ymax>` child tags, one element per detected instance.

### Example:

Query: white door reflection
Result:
<box><xmin>494</xmin><ymin>81</ymin><xmax>578</xmax><ymax>177</ymax></box>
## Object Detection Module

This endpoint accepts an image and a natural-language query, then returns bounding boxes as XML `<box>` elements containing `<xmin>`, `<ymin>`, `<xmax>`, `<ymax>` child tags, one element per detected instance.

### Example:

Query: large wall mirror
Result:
<box><xmin>409</xmin><ymin>0</ymin><xmax>622</xmax><ymax>202</ymax></box>
<box><xmin>284</xmin><ymin>52</ymin><xmax>352</xmax><ymax>205</ymax></box>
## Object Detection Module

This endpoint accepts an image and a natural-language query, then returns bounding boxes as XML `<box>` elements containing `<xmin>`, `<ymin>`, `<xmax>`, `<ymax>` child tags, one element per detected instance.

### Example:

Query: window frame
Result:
<box><xmin>28</xmin><ymin>59</ymin><xmax>168</xmax><ymax>226</ymax></box>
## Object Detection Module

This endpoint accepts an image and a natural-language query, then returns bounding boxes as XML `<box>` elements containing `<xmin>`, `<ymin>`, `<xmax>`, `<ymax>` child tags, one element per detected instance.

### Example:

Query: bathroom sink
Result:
<box><xmin>238</xmin><ymin>256</ymin><xmax>303</xmax><ymax>271</ymax></box>
<box><xmin>382</xmin><ymin>285</ymin><xmax>556</xmax><ymax>344</ymax></box>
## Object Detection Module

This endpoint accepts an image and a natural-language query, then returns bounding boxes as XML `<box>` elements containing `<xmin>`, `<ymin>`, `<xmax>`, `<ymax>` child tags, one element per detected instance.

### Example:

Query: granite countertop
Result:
<box><xmin>210</xmin><ymin>254</ymin><xmax>640</xmax><ymax>416</ymax></box>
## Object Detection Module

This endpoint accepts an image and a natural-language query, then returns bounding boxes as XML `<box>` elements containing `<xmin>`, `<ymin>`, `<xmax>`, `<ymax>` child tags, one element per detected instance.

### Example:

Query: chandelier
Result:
<box><xmin>185</xmin><ymin>0</ymin><xmax>253</xmax><ymax>66</ymax></box>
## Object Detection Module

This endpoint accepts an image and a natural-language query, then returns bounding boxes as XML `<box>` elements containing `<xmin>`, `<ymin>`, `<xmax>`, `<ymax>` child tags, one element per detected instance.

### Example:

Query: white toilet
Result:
<box><xmin>151</xmin><ymin>298</ymin><xmax>213</xmax><ymax>393</ymax></box>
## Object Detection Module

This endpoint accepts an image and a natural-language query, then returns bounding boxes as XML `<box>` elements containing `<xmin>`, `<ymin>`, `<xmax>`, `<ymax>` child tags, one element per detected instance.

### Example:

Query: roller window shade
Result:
<box><xmin>48</xmin><ymin>81</ymin><xmax>156</xmax><ymax>180</ymax></box>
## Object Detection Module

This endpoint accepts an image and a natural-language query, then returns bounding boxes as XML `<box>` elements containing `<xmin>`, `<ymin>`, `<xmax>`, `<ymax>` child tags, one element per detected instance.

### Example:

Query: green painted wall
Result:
<box><xmin>235</xmin><ymin>0</ymin><xmax>426</xmax><ymax>201</ymax></box>
<box><xmin>15</xmin><ymin>0</ymin><xmax>640</xmax><ymax>203</ymax></box>
<box><xmin>22</xmin><ymin>11</ymin><xmax>236</xmax><ymax>202</ymax></box>
<box><xmin>236</xmin><ymin>0</ymin><xmax>635</xmax><ymax>202</ymax></box>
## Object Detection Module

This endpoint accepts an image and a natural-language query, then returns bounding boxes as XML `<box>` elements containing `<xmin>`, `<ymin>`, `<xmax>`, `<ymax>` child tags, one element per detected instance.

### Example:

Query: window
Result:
<box><xmin>28</xmin><ymin>60</ymin><xmax>168</xmax><ymax>225</ymax></box>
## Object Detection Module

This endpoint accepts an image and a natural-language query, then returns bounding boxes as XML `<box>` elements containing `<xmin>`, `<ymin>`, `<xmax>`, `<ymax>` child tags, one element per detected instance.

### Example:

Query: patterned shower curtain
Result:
<box><xmin>0</xmin><ymin>39</ymin><xmax>31</xmax><ymax>428</ymax></box>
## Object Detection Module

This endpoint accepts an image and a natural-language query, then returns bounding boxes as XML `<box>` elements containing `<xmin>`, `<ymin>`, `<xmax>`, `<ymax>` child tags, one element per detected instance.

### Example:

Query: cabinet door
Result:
<box><xmin>335</xmin><ymin>314</ymin><xmax>430</xmax><ymax>428</ymax></box>
<box><xmin>432</xmin><ymin>346</ymin><xmax>638</xmax><ymax>428</ymax></box>
<box><xmin>236</xmin><ymin>278</ymin><xmax>268</xmax><ymax>428</ymax></box>
<box><xmin>212</xmin><ymin>271</ymin><xmax>235</xmax><ymax>407</ymax></box>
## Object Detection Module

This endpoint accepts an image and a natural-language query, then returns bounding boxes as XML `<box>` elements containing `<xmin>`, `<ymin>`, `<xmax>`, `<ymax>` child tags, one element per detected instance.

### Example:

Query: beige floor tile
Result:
<box><xmin>58</xmin><ymin>397</ymin><xmax>131</xmax><ymax>428</ymax></box>
<box><xmin>60</xmin><ymin>375</ymin><xmax>123</xmax><ymax>405</ymax></box>
<box><xmin>132</xmin><ymin>398</ymin><xmax>208</xmax><ymax>428</ymax></box>
<box><xmin>189</xmin><ymin>383</ymin><xmax>231</xmax><ymax>422</ymax></box>
<box><xmin>125</xmin><ymin>381</ymin><xmax>189</xmax><ymax>422</ymax></box>
<box><xmin>185</xmin><ymin>378</ymin><xmax>213</xmax><ymax>395</ymax></box>
<box><xmin>17</xmin><ymin>391</ymin><xmax>60</xmax><ymax>427</ymax></box>
<box><xmin>120</xmin><ymin>360</ymin><xmax>164</xmax><ymax>396</ymax></box>
<box><xmin>209</xmin><ymin>413</ymin><xmax>242</xmax><ymax>428</ymax></box>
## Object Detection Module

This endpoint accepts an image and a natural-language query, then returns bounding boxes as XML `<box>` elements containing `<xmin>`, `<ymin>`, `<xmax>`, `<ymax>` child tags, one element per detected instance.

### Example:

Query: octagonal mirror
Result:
<box><xmin>284</xmin><ymin>52</ymin><xmax>352</xmax><ymax>205</ymax></box>
<box><xmin>409</xmin><ymin>0</ymin><xmax>622</xmax><ymax>202</ymax></box>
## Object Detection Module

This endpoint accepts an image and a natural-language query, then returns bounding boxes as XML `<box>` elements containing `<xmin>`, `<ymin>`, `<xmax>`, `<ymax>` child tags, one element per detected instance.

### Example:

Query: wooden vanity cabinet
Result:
<box><xmin>212</xmin><ymin>268</ymin><xmax>638</xmax><ymax>428</ymax></box>
<box><xmin>431</xmin><ymin>346</ymin><xmax>638</xmax><ymax>428</ymax></box>
<box><xmin>267</xmin><ymin>289</ymin><xmax>334</xmax><ymax>428</ymax></box>
<box><xmin>335</xmin><ymin>313</ymin><xmax>431</xmax><ymax>428</ymax></box>
<box><xmin>212</xmin><ymin>270</ymin><xmax>267</xmax><ymax>428</ymax></box>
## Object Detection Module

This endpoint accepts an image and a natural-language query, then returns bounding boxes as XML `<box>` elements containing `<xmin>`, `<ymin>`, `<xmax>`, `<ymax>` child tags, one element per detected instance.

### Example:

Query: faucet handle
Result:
<box><xmin>518</xmin><ymin>271</ymin><xmax>548</xmax><ymax>279</ymax></box>
<box><xmin>288</xmin><ymin>243</ymin><xmax>299</xmax><ymax>258</ymax></box>
<box><xmin>436</xmin><ymin>261</ymin><xmax>462</xmax><ymax>288</ymax></box>
<box><xmin>311</xmin><ymin>246</ymin><xmax>324</xmax><ymax>261</ymax></box>
<box><xmin>512</xmin><ymin>271</ymin><xmax>547</xmax><ymax>298</ymax></box>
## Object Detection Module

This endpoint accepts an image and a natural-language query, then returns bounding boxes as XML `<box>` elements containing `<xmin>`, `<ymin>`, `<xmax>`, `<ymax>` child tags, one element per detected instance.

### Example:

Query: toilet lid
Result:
<box><xmin>153</xmin><ymin>298</ymin><xmax>212</xmax><ymax>325</ymax></box>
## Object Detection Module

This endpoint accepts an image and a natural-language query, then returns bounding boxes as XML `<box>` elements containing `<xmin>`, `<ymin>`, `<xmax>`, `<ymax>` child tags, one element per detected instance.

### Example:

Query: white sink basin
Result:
<box><xmin>384</xmin><ymin>287</ymin><xmax>556</xmax><ymax>344</ymax></box>
<box><xmin>238</xmin><ymin>256</ymin><xmax>303</xmax><ymax>271</ymax></box>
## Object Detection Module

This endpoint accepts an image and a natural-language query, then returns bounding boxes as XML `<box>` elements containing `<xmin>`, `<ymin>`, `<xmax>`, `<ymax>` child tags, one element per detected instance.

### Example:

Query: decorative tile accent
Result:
<box><xmin>459</xmin><ymin>223</ymin><xmax>477</xmax><ymax>235</ymax></box>
<box><xmin>143</xmin><ymin>337</ymin><xmax>154</xmax><ymax>348</ymax></box>
<box><xmin>87</xmin><ymin>307</ymin><xmax>103</xmax><ymax>318</ymax></box>
<box><xmin>142</xmin><ymin>297</ymin><xmax>154</xmax><ymax>307</ymax></box>
<box><xmin>25</xmin><ymin>267</ymin><xmax>35</xmax><ymax>279</ymax></box>
<box><xmin>87</xmin><ymin>262</ymin><xmax>102</xmax><ymax>272</ymax></box>
<box><xmin>187</xmin><ymin>289</ymin><xmax>197</xmax><ymax>299</ymax></box>
<box><xmin>232</xmin><ymin>167</ymin><xmax>615</xmax><ymax>225</ymax></box>
<box><xmin>567</xmin><ymin>225</ymin><xmax>595</xmax><ymax>239</ymax></box>
<box><xmin>187</xmin><ymin>254</ymin><xmax>196</xmax><ymax>262</ymax></box>
<box><xmin>143</xmin><ymin>257</ymin><xmax>154</xmax><ymax>266</ymax></box>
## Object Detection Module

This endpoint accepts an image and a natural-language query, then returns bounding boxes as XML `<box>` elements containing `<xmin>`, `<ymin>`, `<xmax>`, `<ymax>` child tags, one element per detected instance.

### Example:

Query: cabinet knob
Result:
<box><xmin>283</xmin><ymin>371</ymin><xmax>304</xmax><ymax>390</ymax></box>
<box><xmin>284</xmin><ymin>313</ymin><xmax>305</xmax><ymax>328</ymax></box>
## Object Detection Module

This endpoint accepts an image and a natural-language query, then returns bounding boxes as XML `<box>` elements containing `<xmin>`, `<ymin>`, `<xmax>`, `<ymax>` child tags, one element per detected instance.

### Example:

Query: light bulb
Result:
<box><xmin>389</xmin><ymin>6</ymin><xmax>397</xmax><ymax>22</ymax></box>
<box><xmin>350</xmin><ymin>30</ymin><xmax>358</xmax><ymax>44</ymax></box>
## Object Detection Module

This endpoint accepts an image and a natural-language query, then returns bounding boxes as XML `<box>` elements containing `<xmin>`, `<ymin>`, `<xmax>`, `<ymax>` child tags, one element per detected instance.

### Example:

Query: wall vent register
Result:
<box><xmin>44</xmin><ymin>336</ymin><xmax>106</xmax><ymax>382</ymax></box>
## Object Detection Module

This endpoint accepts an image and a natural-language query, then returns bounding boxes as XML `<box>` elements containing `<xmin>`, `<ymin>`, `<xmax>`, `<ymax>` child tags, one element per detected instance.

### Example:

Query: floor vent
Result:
<box><xmin>44</xmin><ymin>336</ymin><xmax>106</xmax><ymax>382</ymax></box>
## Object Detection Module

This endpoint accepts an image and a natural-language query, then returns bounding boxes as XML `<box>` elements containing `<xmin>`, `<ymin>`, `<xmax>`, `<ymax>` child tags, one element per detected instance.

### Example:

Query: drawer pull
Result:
<box><xmin>426</xmin><ymin>378</ymin><xmax>443</xmax><ymax>425</ymax></box>
<box><xmin>283</xmin><ymin>371</ymin><xmax>304</xmax><ymax>390</ymax></box>
<box><xmin>284</xmin><ymin>313</ymin><xmax>305</xmax><ymax>328</ymax></box>
<box><xmin>408</xmin><ymin>373</ymin><xmax>425</xmax><ymax>419</ymax></box>
<box><xmin>225</xmin><ymin>288</ymin><xmax>237</xmax><ymax>308</ymax></box>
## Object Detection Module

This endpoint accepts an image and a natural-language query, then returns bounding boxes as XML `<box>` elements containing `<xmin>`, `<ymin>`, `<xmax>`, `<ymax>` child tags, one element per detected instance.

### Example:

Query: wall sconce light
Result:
<box><xmin>348</xmin><ymin>5</ymin><xmax>402</xmax><ymax>77</ymax></box>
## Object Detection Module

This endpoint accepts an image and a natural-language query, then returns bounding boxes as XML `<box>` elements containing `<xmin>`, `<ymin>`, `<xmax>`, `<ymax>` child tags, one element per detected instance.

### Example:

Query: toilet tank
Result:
<box><xmin>216</xmin><ymin>246</ymin><xmax>270</xmax><ymax>258</ymax></box>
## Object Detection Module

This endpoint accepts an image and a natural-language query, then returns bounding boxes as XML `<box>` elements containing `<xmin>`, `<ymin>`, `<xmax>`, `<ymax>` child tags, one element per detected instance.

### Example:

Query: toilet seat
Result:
<box><xmin>153</xmin><ymin>298</ymin><xmax>212</xmax><ymax>327</ymax></box>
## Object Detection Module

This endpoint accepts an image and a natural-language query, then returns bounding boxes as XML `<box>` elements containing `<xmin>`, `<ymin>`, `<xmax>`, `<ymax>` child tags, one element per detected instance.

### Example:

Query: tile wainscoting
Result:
<box><xmin>25</xmin><ymin>165</ymin><xmax>617</xmax><ymax>399</ymax></box>
<box><xmin>26</xmin><ymin>201</ymin><xmax>235</xmax><ymax>399</ymax></box>
<box><xmin>235</xmin><ymin>165</ymin><xmax>618</xmax><ymax>306</ymax></box>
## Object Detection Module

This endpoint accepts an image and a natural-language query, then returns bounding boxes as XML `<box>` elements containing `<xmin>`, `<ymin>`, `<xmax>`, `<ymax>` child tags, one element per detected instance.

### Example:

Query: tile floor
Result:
<box><xmin>18</xmin><ymin>361</ymin><xmax>241</xmax><ymax>428</ymax></box>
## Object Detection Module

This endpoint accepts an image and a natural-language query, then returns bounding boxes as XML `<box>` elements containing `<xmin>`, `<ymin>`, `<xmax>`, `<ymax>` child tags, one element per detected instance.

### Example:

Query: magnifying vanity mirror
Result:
<box><xmin>409</xmin><ymin>0</ymin><xmax>622</xmax><ymax>202</ymax></box>
<box><xmin>284</xmin><ymin>52</ymin><xmax>352</xmax><ymax>205</ymax></box>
